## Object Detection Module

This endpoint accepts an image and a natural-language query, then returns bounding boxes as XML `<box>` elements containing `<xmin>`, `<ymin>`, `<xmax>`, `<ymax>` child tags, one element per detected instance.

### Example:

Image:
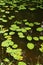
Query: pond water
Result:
<box><xmin>0</xmin><ymin>2</ymin><xmax>43</xmax><ymax>65</ymax></box>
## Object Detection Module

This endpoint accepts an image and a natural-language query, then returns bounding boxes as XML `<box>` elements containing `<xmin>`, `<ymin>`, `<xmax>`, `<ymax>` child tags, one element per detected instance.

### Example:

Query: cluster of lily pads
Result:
<box><xmin>0</xmin><ymin>0</ymin><xmax>43</xmax><ymax>11</ymax></box>
<box><xmin>27</xmin><ymin>35</ymin><xmax>43</xmax><ymax>41</ymax></box>
<box><xmin>1</xmin><ymin>39</ymin><xmax>23</xmax><ymax>60</ymax></box>
<box><xmin>0</xmin><ymin>17</ymin><xmax>43</xmax><ymax>65</ymax></box>
<box><xmin>0</xmin><ymin>0</ymin><xmax>43</xmax><ymax>65</ymax></box>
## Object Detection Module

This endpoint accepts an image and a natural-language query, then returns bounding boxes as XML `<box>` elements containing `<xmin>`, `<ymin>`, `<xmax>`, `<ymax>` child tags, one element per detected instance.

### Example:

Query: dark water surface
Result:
<box><xmin>0</xmin><ymin>4</ymin><xmax>43</xmax><ymax>65</ymax></box>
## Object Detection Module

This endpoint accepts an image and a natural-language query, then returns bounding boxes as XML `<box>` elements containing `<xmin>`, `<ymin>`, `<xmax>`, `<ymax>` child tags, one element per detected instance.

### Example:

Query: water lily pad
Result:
<box><xmin>39</xmin><ymin>36</ymin><xmax>43</xmax><ymax>40</ymax></box>
<box><xmin>9</xmin><ymin>31</ymin><xmax>15</xmax><ymax>35</ymax></box>
<box><xmin>36</xmin><ymin>27</ymin><xmax>43</xmax><ymax>32</ymax></box>
<box><xmin>18</xmin><ymin>62</ymin><xmax>27</xmax><ymax>65</ymax></box>
<box><xmin>34</xmin><ymin>22</ymin><xmax>40</xmax><ymax>25</ymax></box>
<box><xmin>4</xmin><ymin>35</ymin><xmax>12</xmax><ymax>39</ymax></box>
<box><xmin>2</xmin><ymin>19</ymin><xmax>7</xmax><ymax>22</ymax></box>
<box><xmin>4</xmin><ymin>33</ymin><xmax>8</xmax><ymax>36</ymax></box>
<box><xmin>28</xmin><ymin>23</ymin><xmax>34</xmax><ymax>27</ymax></box>
<box><xmin>21</xmin><ymin>28</ymin><xmax>27</xmax><ymax>33</ymax></box>
<box><xmin>1</xmin><ymin>10</ymin><xmax>5</xmax><ymax>12</ymax></box>
<box><xmin>27</xmin><ymin>36</ymin><xmax>32</xmax><ymax>41</ymax></box>
<box><xmin>18</xmin><ymin>32</ymin><xmax>25</xmax><ymax>38</ymax></box>
<box><xmin>14</xmin><ymin>21</ymin><xmax>22</xmax><ymax>24</ymax></box>
<box><xmin>18</xmin><ymin>5</ymin><xmax>26</xmax><ymax>10</ymax></box>
<box><xmin>15</xmin><ymin>10</ymin><xmax>19</xmax><ymax>12</ymax></box>
<box><xmin>3</xmin><ymin>58</ymin><xmax>10</xmax><ymax>62</ymax></box>
<box><xmin>29</xmin><ymin>8</ymin><xmax>36</xmax><ymax>11</ymax></box>
<box><xmin>25</xmin><ymin>22</ymin><xmax>29</xmax><ymax>25</ymax></box>
<box><xmin>12</xmin><ymin>44</ymin><xmax>18</xmax><ymax>48</ymax></box>
<box><xmin>27</xmin><ymin>43</ymin><xmax>35</xmax><ymax>50</ymax></box>
<box><xmin>5</xmin><ymin>11</ymin><xmax>10</xmax><ymax>14</ymax></box>
<box><xmin>25</xmin><ymin>27</ymin><xmax>31</xmax><ymax>30</ymax></box>
<box><xmin>23</xmin><ymin>19</ymin><xmax>27</xmax><ymax>22</ymax></box>
<box><xmin>0</xmin><ymin>25</ymin><xmax>8</xmax><ymax>33</ymax></box>
<box><xmin>1</xmin><ymin>39</ymin><xmax>14</xmax><ymax>47</ymax></box>
<box><xmin>10</xmin><ymin>24</ymin><xmax>19</xmax><ymax>31</ymax></box>
<box><xmin>8</xmin><ymin>16</ymin><xmax>15</xmax><ymax>20</ymax></box>
<box><xmin>6</xmin><ymin>47</ymin><xmax>23</xmax><ymax>60</ymax></box>
<box><xmin>33</xmin><ymin>37</ymin><xmax>39</xmax><ymax>41</ymax></box>
<box><xmin>2</xmin><ymin>15</ymin><xmax>6</xmax><ymax>17</ymax></box>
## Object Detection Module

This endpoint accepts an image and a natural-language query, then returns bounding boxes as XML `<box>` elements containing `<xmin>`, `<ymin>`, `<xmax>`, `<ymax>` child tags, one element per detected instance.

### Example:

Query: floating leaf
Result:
<box><xmin>21</xmin><ymin>28</ymin><xmax>27</xmax><ymax>33</ymax></box>
<box><xmin>28</xmin><ymin>23</ymin><xmax>34</xmax><ymax>27</ymax></box>
<box><xmin>27</xmin><ymin>43</ymin><xmax>35</xmax><ymax>50</ymax></box>
<box><xmin>39</xmin><ymin>36</ymin><xmax>43</xmax><ymax>40</ymax></box>
<box><xmin>34</xmin><ymin>22</ymin><xmax>40</xmax><ymax>25</ymax></box>
<box><xmin>27</xmin><ymin>36</ymin><xmax>32</xmax><ymax>41</ymax></box>
<box><xmin>18</xmin><ymin>32</ymin><xmax>25</xmax><ymax>38</ymax></box>
<box><xmin>6</xmin><ymin>47</ymin><xmax>23</xmax><ymax>60</ymax></box>
<box><xmin>33</xmin><ymin>37</ymin><xmax>39</xmax><ymax>41</ymax></box>
<box><xmin>2</xmin><ymin>15</ymin><xmax>6</xmax><ymax>17</ymax></box>
<box><xmin>9</xmin><ymin>31</ymin><xmax>15</xmax><ymax>35</ymax></box>
<box><xmin>4</xmin><ymin>33</ymin><xmax>8</xmax><ymax>36</ymax></box>
<box><xmin>4</xmin><ymin>35</ymin><xmax>12</xmax><ymax>39</ymax></box>
<box><xmin>25</xmin><ymin>22</ymin><xmax>29</xmax><ymax>25</ymax></box>
<box><xmin>5</xmin><ymin>11</ymin><xmax>10</xmax><ymax>14</ymax></box>
<box><xmin>1</xmin><ymin>10</ymin><xmax>5</xmax><ymax>12</ymax></box>
<box><xmin>3</xmin><ymin>58</ymin><xmax>10</xmax><ymax>62</ymax></box>
<box><xmin>39</xmin><ymin>43</ymin><xmax>43</xmax><ymax>52</ymax></box>
<box><xmin>36</xmin><ymin>27</ymin><xmax>43</xmax><ymax>32</ymax></box>
<box><xmin>1</xmin><ymin>39</ymin><xmax>14</xmax><ymax>47</ymax></box>
<box><xmin>25</xmin><ymin>27</ymin><xmax>31</xmax><ymax>30</ymax></box>
<box><xmin>23</xmin><ymin>19</ymin><xmax>27</xmax><ymax>22</ymax></box>
<box><xmin>29</xmin><ymin>8</ymin><xmax>36</xmax><ymax>11</ymax></box>
<box><xmin>18</xmin><ymin>5</ymin><xmax>26</xmax><ymax>10</ymax></box>
<box><xmin>10</xmin><ymin>24</ymin><xmax>19</xmax><ymax>31</ymax></box>
<box><xmin>12</xmin><ymin>44</ymin><xmax>18</xmax><ymax>48</ymax></box>
<box><xmin>2</xmin><ymin>19</ymin><xmax>7</xmax><ymax>22</ymax></box>
<box><xmin>18</xmin><ymin>62</ymin><xmax>27</xmax><ymax>65</ymax></box>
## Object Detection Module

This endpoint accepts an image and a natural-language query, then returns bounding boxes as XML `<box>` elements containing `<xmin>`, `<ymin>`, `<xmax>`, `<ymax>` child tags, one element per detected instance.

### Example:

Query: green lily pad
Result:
<box><xmin>6</xmin><ymin>47</ymin><xmax>23</xmax><ymax>60</ymax></box>
<box><xmin>25</xmin><ymin>27</ymin><xmax>31</xmax><ymax>30</ymax></box>
<box><xmin>29</xmin><ymin>8</ymin><xmax>36</xmax><ymax>11</ymax></box>
<box><xmin>18</xmin><ymin>5</ymin><xmax>26</xmax><ymax>10</ymax></box>
<box><xmin>18</xmin><ymin>62</ymin><xmax>27</xmax><ymax>65</ymax></box>
<box><xmin>33</xmin><ymin>37</ymin><xmax>39</xmax><ymax>41</ymax></box>
<box><xmin>23</xmin><ymin>19</ymin><xmax>27</xmax><ymax>22</ymax></box>
<box><xmin>1</xmin><ymin>39</ymin><xmax>14</xmax><ymax>47</ymax></box>
<box><xmin>27</xmin><ymin>43</ymin><xmax>35</xmax><ymax>50</ymax></box>
<box><xmin>21</xmin><ymin>28</ymin><xmax>27</xmax><ymax>33</ymax></box>
<box><xmin>27</xmin><ymin>36</ymin><xmax>32</xmax><ymax>41</ymax></box>
<box><xmin>3</xmin><ymin>58</ymin><xmax>10</xmax><ymax>62</ymax></box>
<box><xmin>18</xmin><ymin>32</ymin><xmax>25</xmax><ymax>38</ymax></box>
<box><xmin>34</xmin><ymin>22</ymin><xmax>40</xmax><ymax>25</ymax></box>
<box><xmin>39</xmin><ymin>36</ymin><xmax>43</xmax><ymax>40</ymax></box>
<box><xmin>4</xmin><ymin>33</ymin><xmax>8</xmax><ymax>36</ymax></box>
<box><xmin>25</xmin><ymin>22</ymin><xmax>29</xmax><ymax>25</ymax></box>
<box><xmin>2</xmin><ymin>19</ymin><xmax>7</xmax><ymax>22</ymax></box>
<box><xmin>28</xmin><ymin>23</ymin><xmax>34</xmax><ymax>27</ymax></box>
<box><xmin>12</xmin><ymin>44</ymin><xmax>18</xmax><ymax>48</ymax></box>
<box><xmin>1</xmin><ymin>10</ymin><xmax>5</xmax><ymax>12</ymax></box>
<box><xmin>39</xmin><ymin>47</ymin><xmax>43</xmax><ymax>53</ymax></box>
<box><xmin>5</xmin><ymin>11</ymin><xmax>10</xmax><ymax>14</ymax></box>
<box><xmin>2</xmin><ymin>15</ymin><xmax>6</xmax><ymax>17</ymax></box>
<box><xmin>36</xmin><ymin>27</ymin><xmax>43</xmax><ymax>32</ymax></box>
<box><xmin>9</xmin><ymin>31</ymin><xmax>15</xmax><ymax>35</ymax></box>
<box><xmin>10</xmin><ymin>24</ymin><xmax>19</xmax><ymax>31</ymax></box>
